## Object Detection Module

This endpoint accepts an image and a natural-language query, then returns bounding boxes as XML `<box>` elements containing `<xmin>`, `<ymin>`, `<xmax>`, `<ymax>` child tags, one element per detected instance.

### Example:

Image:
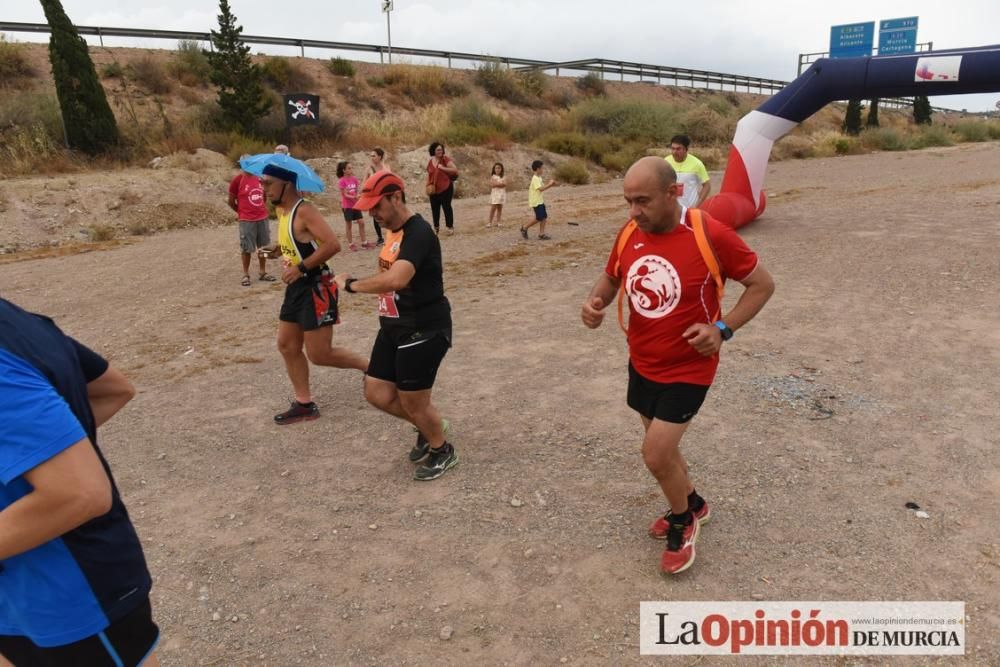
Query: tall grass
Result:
<box><xmin>0</xmin><ymin>35</ymin><xmax>32</xmax><ymax>82</ymax></box>
<box><xmin>169</xmin><ymin>40</ymin><xmax>211</xmax><ymax>87</ymax></box>
<box><xmin>571</xmin><ymin>98</ymin><xmax>680</xmax><ymax>143</ymax></box>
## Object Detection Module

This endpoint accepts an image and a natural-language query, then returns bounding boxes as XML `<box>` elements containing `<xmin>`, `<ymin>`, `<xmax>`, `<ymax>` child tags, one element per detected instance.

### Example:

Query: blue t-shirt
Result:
<box><xmin>0</xmin><ymin>299</ymin><xmax>152</xmax><ymax>647</ymax></box>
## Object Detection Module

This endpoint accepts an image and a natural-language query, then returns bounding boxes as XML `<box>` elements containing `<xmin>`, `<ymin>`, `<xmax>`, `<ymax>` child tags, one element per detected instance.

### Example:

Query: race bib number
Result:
<box><xmin>378</xmin><ymin>292</ymin><xmax>399</xmax><ymax>318</ymax></box>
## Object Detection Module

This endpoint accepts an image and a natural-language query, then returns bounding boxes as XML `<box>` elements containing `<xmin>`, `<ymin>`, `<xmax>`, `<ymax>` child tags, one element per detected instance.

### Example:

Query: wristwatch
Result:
<box><xmin>297</xmin><ymin>262</ymin><xmax>309</xmax><ymax>274</ymax></box>
<box><xmin>714</xmin><ymin>320</ymin><xmax>734</xmax><ymax>341</ymax></box>
<box><xmin>345</xmin><ymin>278</ymin><xmax>358</xmax><ymax>294</ymax></box>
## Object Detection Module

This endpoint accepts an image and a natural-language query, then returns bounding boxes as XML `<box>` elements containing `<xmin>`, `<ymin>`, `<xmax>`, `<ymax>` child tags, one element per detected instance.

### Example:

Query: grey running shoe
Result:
<box><xmin>414</xmin><ymin>443</ymin><xmax>458</xmax><ymax>481</ymax></box>
<box><xmin>409</xmin><ymin>418</ymin><xmax>450</xmax><ymax>462</ymax></box>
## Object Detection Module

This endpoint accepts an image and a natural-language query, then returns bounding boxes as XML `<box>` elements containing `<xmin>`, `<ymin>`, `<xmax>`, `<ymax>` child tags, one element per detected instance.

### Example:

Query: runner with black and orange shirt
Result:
<box><xmin>581</xmin><ymin>157</ymin><xmax>774</xmax><ymax>575</ymax></box>
<box><xmin>259</xmin><ymin>164</ymin><xmax>368</xmax><ymax>426</ymax></box>
<box><xmin>334</xmin><ymin>173</ymin><xmax>457</xmax><ymax>481</ymax></box>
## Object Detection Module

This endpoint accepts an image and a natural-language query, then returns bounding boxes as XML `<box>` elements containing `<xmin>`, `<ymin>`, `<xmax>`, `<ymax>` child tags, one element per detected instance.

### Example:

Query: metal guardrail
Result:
<box><xmin>1</xmin><ymin>20</ymin><xmax>784</xmax><ymax>93</ymax></box>
<box><xmin>514</xmin><ymin>58</ymin><xmax>788</xmax><ymax>94</ymax></box>
<box><xmin>3</xmin><ymin>21</ymin><xmax>969</xmax><ymax>112</ymax></box>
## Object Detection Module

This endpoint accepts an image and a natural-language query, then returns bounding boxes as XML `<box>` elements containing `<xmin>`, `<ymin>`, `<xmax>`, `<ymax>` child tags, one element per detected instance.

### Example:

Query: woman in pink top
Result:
<box><xmin>337</xmin><ymin>161</ymin><xmax>371</xmax><ymax>250</ymax></box>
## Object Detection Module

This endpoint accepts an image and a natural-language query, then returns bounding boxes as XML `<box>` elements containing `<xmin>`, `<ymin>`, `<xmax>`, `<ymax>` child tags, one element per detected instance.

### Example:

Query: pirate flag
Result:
<box><xmin>283</xmin><ymin>93</ymin><xmax>320</xmax><ymax>126</ymax></box>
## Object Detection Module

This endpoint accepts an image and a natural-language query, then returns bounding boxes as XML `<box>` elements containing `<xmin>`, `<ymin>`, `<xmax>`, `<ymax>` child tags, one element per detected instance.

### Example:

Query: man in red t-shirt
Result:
<box><xmin>228</xmin><ymin>157</ymin><xmax>275</xmax><ymax>286</ymax></box>
<box><xmin>581</xmin><ymin>157</ymin><xmax>774</xmax><ymax>575</ymax></box>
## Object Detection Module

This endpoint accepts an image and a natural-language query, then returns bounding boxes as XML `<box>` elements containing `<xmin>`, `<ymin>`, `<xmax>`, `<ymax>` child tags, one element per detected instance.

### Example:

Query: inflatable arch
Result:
<box><xmin>701</xmin><ymin>45</ymin><xmax>1000</xmax><ymax>228</ymax></box>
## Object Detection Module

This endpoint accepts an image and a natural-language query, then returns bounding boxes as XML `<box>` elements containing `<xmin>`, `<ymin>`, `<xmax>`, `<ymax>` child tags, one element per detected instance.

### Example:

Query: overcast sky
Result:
<box><xmin>6</xmin><ymin>0</ymin><xmax>1000</xmax><ymax>111</ymax></box>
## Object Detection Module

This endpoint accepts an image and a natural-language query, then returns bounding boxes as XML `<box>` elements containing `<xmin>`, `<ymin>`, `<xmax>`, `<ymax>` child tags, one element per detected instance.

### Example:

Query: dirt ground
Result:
<box><xmin>1</xmin><ymin>142</ymin><xmax>998</xmax><ymax>666</ymax></box>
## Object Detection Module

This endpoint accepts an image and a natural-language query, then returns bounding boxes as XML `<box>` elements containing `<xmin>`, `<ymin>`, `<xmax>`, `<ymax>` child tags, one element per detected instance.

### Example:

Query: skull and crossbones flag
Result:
<box><xmin>283</xmin><ymin>93</ymin><xmax>320</xmax><ymax>126</ymax></box>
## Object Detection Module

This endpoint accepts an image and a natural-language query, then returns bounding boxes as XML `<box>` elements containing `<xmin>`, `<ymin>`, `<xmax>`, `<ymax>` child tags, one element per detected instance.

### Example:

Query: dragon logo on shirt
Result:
<box><xmin>625</xmin><ymin>255</ymin><xmax>681</xmax><ymax>319</ymax></box>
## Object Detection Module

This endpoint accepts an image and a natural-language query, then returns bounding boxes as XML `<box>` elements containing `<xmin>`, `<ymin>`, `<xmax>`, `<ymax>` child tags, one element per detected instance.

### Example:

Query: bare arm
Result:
<box><xmin>227</xmin><ymin>193</ymin><xmax>238</xmax><ymax>213</ymax></box>
<box><xmin>87</xmin><ymin>365</ymin><xmax>135</xmax><ymax>428</ymax></box>
<box><xmin>540</xmin><ymin>179</ymin><xmax>557</xmax><ymax>192</ymax></box>
<box><xmin>581</xmin><ymin>272</ymin><xmax>620</xmax><ymax>329</ymax></box>
<box><xmin>0</xmin><ymin>437</ymin><xmax>112</xmax><ymax>560</ymax></box>
<box><xmin>721</xmin><ymin>263</ymin><xmax>774</xmax><ymax>332</ymax></box>
<box><xmin>696</xmin><ymin>179</ymin><xmax>712</xmax><ymax>207</ymax></box>
<box><xmin>336</xmin><ymin>260</ymin><xmax>417</xmax><ymax>294</ymax></box>
<box><xmin>683</xmin><ymin>263</ymin><xmax>775</xmax><ymax>355</ymax></box>
<box><xmin>299</xmin><ymin>205</ymin><xmax>341</xmax><ymax>268</ymax></box>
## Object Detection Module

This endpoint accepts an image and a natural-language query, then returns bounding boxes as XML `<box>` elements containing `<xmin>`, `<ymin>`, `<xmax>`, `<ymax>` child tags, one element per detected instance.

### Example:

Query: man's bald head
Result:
<box><xmin>624</xmin><ymin>156</ymin><xmax>677</xmax><ymax>192</ymax></box>
<box><xmin>622</xmin><ymin>156</ymin><xmax>682</xmax><ymax>233</ymax></box>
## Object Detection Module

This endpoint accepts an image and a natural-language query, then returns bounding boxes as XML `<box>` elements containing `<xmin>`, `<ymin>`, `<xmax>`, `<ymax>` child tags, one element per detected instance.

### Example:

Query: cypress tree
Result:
<box><xmin>842</xmin><ymin>99</ymin><xmax>863</xmax><ymax>135</ymax></box>
<box><xmin>207</xmin><ymin>0</ymin><xmax>271</xmax><ymax>134</ymax></box>
<box><xmin>866</xmin><ymin>98</ymin><xmax>880</xmax><ymax>128</ymax></box>
<box><xmin>40</xmin><ymin>0</ymin><xmax>119</xmax><ymax>154</ymax></box>
<box><xmin>913</xmin><ymin>95</ymin><xmax>933</xmax><ymax>125</ymax></box>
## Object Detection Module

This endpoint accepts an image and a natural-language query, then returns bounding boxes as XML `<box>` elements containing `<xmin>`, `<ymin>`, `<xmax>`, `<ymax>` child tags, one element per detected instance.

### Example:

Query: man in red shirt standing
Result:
<box><xmin>228</xmin><ymin>155</ymin><xmax>276</xmax><ymax>286</ymax></box>
<box><xmin>581</xmin><ymin>157</ymin><xmax>774</xmax><ymax>575</ymax></box>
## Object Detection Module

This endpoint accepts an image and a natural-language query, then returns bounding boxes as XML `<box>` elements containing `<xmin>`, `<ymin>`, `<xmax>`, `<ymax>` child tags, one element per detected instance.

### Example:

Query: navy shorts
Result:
<box><xmin>627</xmin><ymin>363</ymin><xmax>710</xmax><ymax>424</ymax></box>
<box><xmin>0</xmin><ymin>597</ymin><xmax>159</xmax><ymax>667</ymax></box>
<box><xmin>367</xmin><ymin>328</ymin><xmax>451</xmax><ymax>392</ymax></box>
<box><xmin>533</xmin><ymin>204</ymin><xmax>548</xmax><ymax>221</ymax></box>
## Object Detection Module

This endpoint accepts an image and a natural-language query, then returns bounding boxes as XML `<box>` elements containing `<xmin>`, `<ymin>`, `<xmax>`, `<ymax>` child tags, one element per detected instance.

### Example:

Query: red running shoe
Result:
<box><xmin>660</xmin><ymin>515</ymin><xmax>700</xmax><ymax>575</ymax></box>
<box><xmin>649</xmin><ymin>500</ymin><xmax>711</xmax><ymax>539</ymax></box>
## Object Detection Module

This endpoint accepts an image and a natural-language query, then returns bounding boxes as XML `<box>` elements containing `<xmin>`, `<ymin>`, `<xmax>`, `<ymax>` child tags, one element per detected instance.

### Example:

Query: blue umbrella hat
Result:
<box><xmin>239</xmin><ymin>152</ymin><xmax>325</xmax><ymax>193</ymax></box>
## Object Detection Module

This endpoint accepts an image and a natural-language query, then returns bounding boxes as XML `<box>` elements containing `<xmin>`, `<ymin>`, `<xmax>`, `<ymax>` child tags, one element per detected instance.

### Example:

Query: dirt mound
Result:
<box><xmin>151</xmin><ymin>148</ymin><xmax>232</xmax><ymax>172</ymax></box>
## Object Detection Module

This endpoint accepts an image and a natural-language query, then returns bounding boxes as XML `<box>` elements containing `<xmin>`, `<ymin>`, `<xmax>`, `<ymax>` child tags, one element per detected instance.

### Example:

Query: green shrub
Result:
<box><xmin>572</xmin><ymin>98</ymin><xmax>679</xmax><ymax>143</ymax></box>
<box><xmin>100</xmin><ymin>61</ymin><xmax>124</xmax><ymax>78</ymax></box>
<box><xmin>448</xmin><ymin>99</ymin><xmax>508</xmax><ymax>131</ymax></box>
<box><xmin>678</xmin><ymin>104</ymin><xmax>733</xmax><ymax>144</ymax></box>
<box><xmin>830</xmin><ymin>136</ymin><xmax>858</xmax><ymax>155</ymax></box>
<box><xmin>169</xmin><ymin>40</ymin><xmax>211</xmax><ymax>87</ymax></box>
<box><xmin>518</xmin><ymin>69</ymin><xmax>547</xmax><ymax>99</ymax></box>
<box><xmin>0</xmin><ymin>36</ymin><xmax>33</xmax><ymax>82</ymax></box>
<box><xmin>129</xmin><ymin>57</ymin><xmax>172</xmax><ymax>94</ymax></box>
<box><xmin>575</xmin><ymin>72</ymin><xmax>606</xmax><ymax>97</ymax></box>
<box><xmin>327</xmin><ymin>57</ymin><xmax>355</xmax><ymax>77</ymax></box>
<box><xmin>443</xmin><ymin>124</ymin><xmax>507</xmax><ymax>146</ymax></box>
<box><xmin>366</xmin><ymin>75</ymin><xmax>386</xmax><ymax>88</ymax></box>
<box><xmin>554</xmin><ymin>160</ymin><xmax>589</xmax><ymax>185</ymax></box>
<box><xmin>88</xmin><ymin>224</ymin><xmax>116</xmax><ymax>241</ymax></box>
<box><xmin>260</xmin><ymin>56</ymin><xmax>313</xmax><ymax>91</ymax></box>
<box><xmin>538</xmin><ymin>131</ymin><xmax>589</xmax><ymax>157</ymax></box>
<box><xmin>475</xmin><ymin>60</ymin><xmax>528</xmax><ymax>105</ymax></box>
<box><xmin>0</xmin><ymin>92</ymin><xmax>64</xmax><ymax>140</ymax></box>
<box><xmin>952</xmin><ymin>119</ymin><xmax>991</xmax><ymax>142</ymax></box>
<box><xmin>860</xmin><ymin>127</ymin><xmax>909</xmax><ymax>151</ymax></box>
<box><xmin>547</xmin><ymin>88</ymin><xmax>577</xmax><ymax>109</ymax></box>
<box><xmin>381</xmin><ymin>65</ymin><xmax>464</xmax><ymax>106</ymax></box>
<box><xmin>910</xmin><ymin>125</ymin><xmax>954</xmax><ymax>149</ymax></box>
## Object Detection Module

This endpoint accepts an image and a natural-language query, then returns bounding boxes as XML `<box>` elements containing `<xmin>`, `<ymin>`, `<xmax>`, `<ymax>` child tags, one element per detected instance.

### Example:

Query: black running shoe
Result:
<box><xmin>274</xmin><ymin>401</ymin><xmax>319</xmax><ymax>425</ymax></box>
<box><xmin>413</xmin><ymin>442</ymin><xmax>458</xmax><ymax>481</ymax></box>
<box><xmin>519</xmin><ymin>227</ymin><xmax>529</xmax><ymax>240</ymax></box>
<box><xmin>409</xmin><ymin>418</ymin><xmax>451</xmax><ymax>462</ymax></box>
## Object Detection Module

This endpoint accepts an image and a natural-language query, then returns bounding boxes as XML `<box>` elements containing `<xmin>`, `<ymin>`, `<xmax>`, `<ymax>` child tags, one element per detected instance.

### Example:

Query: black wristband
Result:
<box><xmin>297</xmin><ymin>262</ymin><xmax>309</xmax><ymax>274</ymax></box>
<box><xmin>345</xmin><ymin>278</ymin><xmax>357</xmax><ymax>293</ymax></box>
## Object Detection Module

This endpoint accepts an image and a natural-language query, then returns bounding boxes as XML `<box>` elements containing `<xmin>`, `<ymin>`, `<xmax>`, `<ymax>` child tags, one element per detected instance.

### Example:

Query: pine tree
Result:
<box><xmin>207</xmin><ymin>0</ymin><xmax>271</xmax><ymax>134</ymax></box>
<box><xmin>842</xmin><ymin>99</ymin><xmax>863</xmax><ymax>135</ymax></box>
<box><xmin>913</xmin><ymin>95</ymin><xmax>933</xmax><ymax>125</ymax></box>
<box><xmin>866</xmin><ymin>98</ymin><xmax>880</xmax><ymax>128</ymax></box>
<box><xmin>40</xmin><ymin>0</ymin><xmax>119</xmax><ymax>154</ymax></box>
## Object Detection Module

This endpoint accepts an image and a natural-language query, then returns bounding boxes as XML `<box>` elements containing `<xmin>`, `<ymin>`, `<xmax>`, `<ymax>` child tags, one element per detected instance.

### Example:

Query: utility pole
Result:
<box><xmin>382</xmin><ymin>0</ymin><xmax>393</xmax><ymax>64</ymax></box>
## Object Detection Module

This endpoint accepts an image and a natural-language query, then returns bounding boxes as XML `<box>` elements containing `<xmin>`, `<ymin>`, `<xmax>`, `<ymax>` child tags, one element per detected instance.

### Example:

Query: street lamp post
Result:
<box><xmin>382</xmin><ymin>0</ymin><xmax>393</xmax><ymax>64</ymax></box>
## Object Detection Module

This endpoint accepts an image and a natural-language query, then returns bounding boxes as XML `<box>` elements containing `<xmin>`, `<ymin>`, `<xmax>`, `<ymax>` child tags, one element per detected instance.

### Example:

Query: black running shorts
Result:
<box><xmin>367</xmin><ymin>328</ymin><xmax>451</xmax><ymax>391</ymax></box>
<box><xmin>627</xmin><ymin>363</ymin><xmax>710</xmax><ymax>424</ymax></box>
<box><xmin>279</xmin><ymin>274</ymin><xmax>340</xmax><ymax>331</ymax></box>
<box><xmin>0</xmin><ymin>598</ymin><xmax>159</xmax><ymax>667</ymax></box>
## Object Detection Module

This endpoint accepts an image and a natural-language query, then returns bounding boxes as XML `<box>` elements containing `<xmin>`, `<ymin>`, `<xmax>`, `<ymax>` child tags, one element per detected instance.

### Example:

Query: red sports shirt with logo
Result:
<box><xmin>604</xmin><ymin>209</ymin><xmax>759</xmax><ymax>385</ymax></box>
<box><xmin>229</xmin><ymin>173</ymin><xmax>268</xmax><ymax>222</ymax></box>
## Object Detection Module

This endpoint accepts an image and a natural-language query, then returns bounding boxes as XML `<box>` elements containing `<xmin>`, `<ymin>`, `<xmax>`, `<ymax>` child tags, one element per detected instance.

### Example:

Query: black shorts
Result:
<box><xmin>342</xmin><ymin>208</ymin><xmax>363</xmax><ymax>222</ymax></box>
<box><xmin>367</xmin><ymin>328</ymin><xmax>451</xmax><ymax>391</ymax></box>
<box><xmin>279</xmin><ymin>273</ymin><xmax>340</xmax><ymax>331</ymax></box>
<box><xmin>627</xmin><ymin>363</ymin><xmax>710</xmax><ymax>424</ymax></box>
<box><xmin>533</xmin><ymin>203</ymin><xmax>548</xmax><ymax>221</ymax></box>
<box><xmin>0</xmin><ymin>597</ymin><xmax>158</xmax><ymax>667</ymax></box>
